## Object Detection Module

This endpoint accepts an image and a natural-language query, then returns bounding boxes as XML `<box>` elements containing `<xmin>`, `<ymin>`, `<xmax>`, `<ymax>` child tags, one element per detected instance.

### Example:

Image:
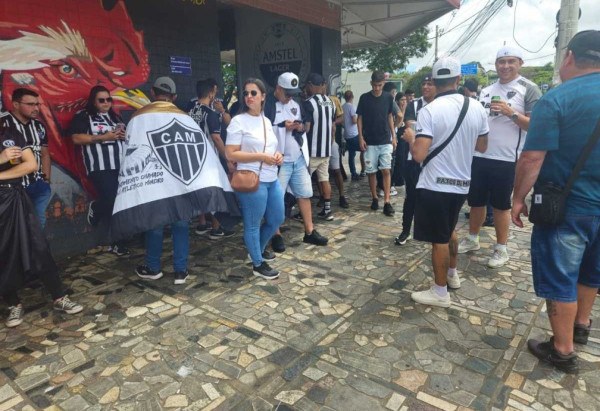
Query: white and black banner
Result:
<box><xmin>111</xmin><ymin>102</ymin><xmax>239</xmax><ymax>241</ymax></box>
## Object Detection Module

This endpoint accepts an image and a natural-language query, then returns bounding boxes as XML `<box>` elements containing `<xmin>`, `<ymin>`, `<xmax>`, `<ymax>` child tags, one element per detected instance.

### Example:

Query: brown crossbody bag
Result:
<box><xmin>230</xmin><ymin>114</ymin><xmax>267</xmax><ymax>193</ymax></box>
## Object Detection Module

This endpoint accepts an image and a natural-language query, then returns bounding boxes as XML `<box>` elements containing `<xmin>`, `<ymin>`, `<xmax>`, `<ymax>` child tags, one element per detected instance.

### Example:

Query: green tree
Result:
<box><xmin>221</xmin><ymin>62</ymin><xmax>237</xmax><ymax>107</ymax></box>
<box><xmin>342</xmin><ymin>27</ymin><xmax>431</xmax><ymax>72</ymax></box>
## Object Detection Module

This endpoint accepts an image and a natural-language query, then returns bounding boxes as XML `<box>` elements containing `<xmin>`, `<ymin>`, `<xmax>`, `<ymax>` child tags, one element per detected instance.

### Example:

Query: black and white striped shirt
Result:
<box><xmin>302</xmin><ymin>94</ymin><xmax>336</xmax><ymax>158</ymax></box>
<box><xmin>0</xmin><ymin>111</ymin><xmax>47</xmax><ymax>186</ymax></box>
<box><xmin>68</xmin><ymin>110</ymin><xmax>124</xmax><ymax>174</ymax></box>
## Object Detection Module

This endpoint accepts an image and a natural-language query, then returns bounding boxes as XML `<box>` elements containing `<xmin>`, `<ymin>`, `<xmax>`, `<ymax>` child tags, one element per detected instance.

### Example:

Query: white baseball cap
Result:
<box><xmin>496</xmin><ymin>46</ymin><xmax>524</xmax><ymax>60</ymax></box>
<box><xmin>432</xmin><ymin>56</ymin><xmax>461</xmax><ymax>79</ymax></box>
<box><xmin>277</xmin><ymin>72</ymin><xmax>300</xmax><ymax>95</ymax></box>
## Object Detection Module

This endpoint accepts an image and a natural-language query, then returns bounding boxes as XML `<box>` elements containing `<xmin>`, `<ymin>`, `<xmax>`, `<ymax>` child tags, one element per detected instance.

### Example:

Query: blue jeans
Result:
<box><xmin>145</xmin><ymin>220</ymin><xmax>189</xmax><ymax>273</ymax></box>
<box><xmin>26</xmin><ymin>179</ymin><xmax>52</xmax><ymax>228</ymax></box>
<box><xmin>531</xmin><ymin>214</ymin><xmax>600</xmax><ymax>302</ymax></box>
<box><xmin>278</xmin><ymin>156</ymin><xmax>313</xmax><ymax>199</ymax></box>
<box><xmin>345</xmin><ymin>136</ymin><xmax>360</xmax><ymax>177</ymax></box>
<box><xmin>236</xmin><ymin>181</ymin><xmax>285</xmax><ymax>266</ymax></box>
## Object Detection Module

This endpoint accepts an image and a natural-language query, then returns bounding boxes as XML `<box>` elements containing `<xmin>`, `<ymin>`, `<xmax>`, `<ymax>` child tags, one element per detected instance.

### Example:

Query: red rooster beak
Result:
<box><xmin>111</xmin><ymin>88</ymin><xmax>151</xmax><ymax>111</ymax></box>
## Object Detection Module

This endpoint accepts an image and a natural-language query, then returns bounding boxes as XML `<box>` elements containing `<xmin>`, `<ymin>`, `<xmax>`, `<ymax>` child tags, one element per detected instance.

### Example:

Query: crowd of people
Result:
<box><xmin>1</xmin><ymin>29</ymin><xmax>599</xmax><ymax>375</ymax></box>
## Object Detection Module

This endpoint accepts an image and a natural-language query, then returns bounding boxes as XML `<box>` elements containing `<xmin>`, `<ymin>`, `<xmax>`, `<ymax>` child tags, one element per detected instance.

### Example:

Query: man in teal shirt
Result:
<box><xmin>512</xmin><ymin>30</ymin><xmax>600</xmax><ymax>374</ymax></box>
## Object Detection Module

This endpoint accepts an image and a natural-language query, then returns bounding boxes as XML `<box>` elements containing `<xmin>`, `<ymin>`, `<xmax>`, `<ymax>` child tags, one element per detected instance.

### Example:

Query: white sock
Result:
<box><xmin>496</xmin><ymin>243</ymin><xmax>507</xmax><ymax>253</ymax></box>
<box><xmin>433</xmin><ymin>284</ymin><xmax>448</xmax><ymax>297</ymax></box>
<box><xmin>447</xmin><ymin>267</ymin><xmax>457</xmax><ymax>277</ymax></box>
<box><xmin>468</xmin><ymin>233</ymin><xmax>479</xmax><ymax>242</ymax></box>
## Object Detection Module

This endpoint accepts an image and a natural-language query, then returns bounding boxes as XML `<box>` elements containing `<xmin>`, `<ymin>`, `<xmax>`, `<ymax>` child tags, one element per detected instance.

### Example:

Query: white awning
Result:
<box><xmin>337</xmin><ymin>0</ymin><xmax>460</xmax><ymax>49</ymax></box>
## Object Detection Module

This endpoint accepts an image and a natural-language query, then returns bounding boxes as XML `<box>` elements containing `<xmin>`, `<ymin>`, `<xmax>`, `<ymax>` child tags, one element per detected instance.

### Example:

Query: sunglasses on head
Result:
<box><xmin>243</xmin><ymin>90</ymin><xmax>259</xmax><ymax>97</ymax></box>
<box><xmin>97</xmin><ymin>97</ymin><xmax>113</xmax><ymax>103</ymax></box>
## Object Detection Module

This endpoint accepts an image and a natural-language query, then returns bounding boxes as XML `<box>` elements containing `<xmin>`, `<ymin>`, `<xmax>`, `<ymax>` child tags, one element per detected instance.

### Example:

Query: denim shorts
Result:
<box><xmin>364</xmin><ymin>144</ymin><xmax>392</xmax><ymax>173</ymax></box>
<box><xmin>278</xmin><ymin>156</ymin><xmax>313</xmax><ymax>199</ymax></box>
<box><xmin>531</xmin><ymin>214</ymin><xmax>600</xmax><ymax>302</ymax></box>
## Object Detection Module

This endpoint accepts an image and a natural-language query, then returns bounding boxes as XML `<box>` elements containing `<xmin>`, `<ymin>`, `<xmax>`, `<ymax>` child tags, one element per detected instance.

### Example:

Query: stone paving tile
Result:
<box><xmin>0</xmin><ymin>181</ymin><xmax>599</xmax><ymax>410</ymax></box>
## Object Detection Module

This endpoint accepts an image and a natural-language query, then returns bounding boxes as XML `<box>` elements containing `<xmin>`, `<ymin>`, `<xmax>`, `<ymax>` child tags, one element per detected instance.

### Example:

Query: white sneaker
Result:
<box><xmin>458</xmin><ymin>236</ymin><xmax>480</xmax><ymax>254</ymax></box>
<box><xmin>447</xmin><ymin>272</ymin><xmax>461</xmax><ymax>289</ymax></box>
<box><xmin>378</xmin><ymin>189</ymin><xmax>384</xmax><ymax>198</ymax></box>
<box><xmin>390</xmin><ymin>186</ymin><xmax>398</xmax><ymax>196</ymax></box>
<box><xmin>411</xmin><ymin>287</ymin><xmax>451</xmax><ymax>308</ymax></box>
<box><xmin>487</xmin><ymin>247</ymin><xmax>509</xmax><ymax>268</ymax></box>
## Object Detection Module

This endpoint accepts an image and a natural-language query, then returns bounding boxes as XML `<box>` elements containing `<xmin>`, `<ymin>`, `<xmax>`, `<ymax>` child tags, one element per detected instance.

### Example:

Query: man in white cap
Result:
<box><xmin>458</xmin><ymin>46</ymin><xmax>542</xmax><ymax>268</ymax></box>
<box><xmin>404</xmin><ymin>56</ymin><xmax>489</xmax><ymax>308</ymax></box>
<box><xmin>264</xmin><ymin>72</ymin><xmax>329</xmax><ymax>252</ymax></box>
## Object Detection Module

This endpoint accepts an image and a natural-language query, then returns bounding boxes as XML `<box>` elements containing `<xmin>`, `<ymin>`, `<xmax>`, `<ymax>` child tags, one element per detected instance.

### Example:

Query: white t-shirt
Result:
<box><xmin>226</xmin><ymin>113</ymin><xmax>279</xmax><ymax>182</ymax></box>
<box><xmin>273</xmin><ymin>99</ymin><xmax>303</xmax><ymax>163</ymax></box>
<box><xmin>477</xmin><ymin>76</ymin><xmax>541</xmax><ymax>162</ymax></box>
<box><xmin>342</xmin><ymin>102</ymin><xmax>358</xmax><ymax>138</ymax></box>
<box><xmin>416</xmin><ymin>93</ymin><xmax>489</xmax><ymax>194</ymax></box>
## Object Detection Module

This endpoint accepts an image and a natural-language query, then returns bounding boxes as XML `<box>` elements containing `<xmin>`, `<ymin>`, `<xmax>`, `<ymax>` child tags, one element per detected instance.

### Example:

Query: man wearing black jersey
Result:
<box><xmin>1</xmin><ymin>88</ymin><xmax>52</xmax><ymax>228</ymax></box>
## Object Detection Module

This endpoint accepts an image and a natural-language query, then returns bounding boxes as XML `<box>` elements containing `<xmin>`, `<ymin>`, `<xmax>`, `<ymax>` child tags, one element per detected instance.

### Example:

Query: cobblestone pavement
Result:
<box><xmin>1</xmin><ymin>179</ymin><xmax>599</xmax><ymax>411</ymax></box>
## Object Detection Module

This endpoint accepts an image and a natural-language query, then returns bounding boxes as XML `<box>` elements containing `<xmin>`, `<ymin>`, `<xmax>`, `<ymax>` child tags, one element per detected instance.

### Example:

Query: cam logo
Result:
<box><xmin>147</xmin><ymin>119</ymin><xmax>207</xmax><ymax>185</ymax></box>
<box><xmin>2</xmin><ymin>139</ymin><xmax>16</xmax><ymax>148</ymax></box>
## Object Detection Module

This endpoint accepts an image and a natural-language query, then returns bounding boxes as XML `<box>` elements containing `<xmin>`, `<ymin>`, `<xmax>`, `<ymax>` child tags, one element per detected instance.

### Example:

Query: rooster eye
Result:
<box><xmin>59</xmin><ymin>64</ymin><xmax>76</xmax><ymax>77</ymax></box>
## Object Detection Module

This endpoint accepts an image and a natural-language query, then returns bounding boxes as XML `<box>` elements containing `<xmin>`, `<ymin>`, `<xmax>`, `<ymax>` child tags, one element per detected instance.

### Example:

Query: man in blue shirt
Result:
<box><xmin>512</xmin><ymin>30</ymin><xmax>600</xmax><ymax>374</ymax></box>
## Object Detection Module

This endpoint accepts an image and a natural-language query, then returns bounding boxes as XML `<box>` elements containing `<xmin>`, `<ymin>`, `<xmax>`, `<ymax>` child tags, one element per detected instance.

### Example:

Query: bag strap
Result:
<box><xmin>563</xmin><ymin>118</ymin><xmax>600</xmax><ymax>195</ymax></box>
<box><xmin>257</xmin><ymin>114</ymin><xmax>267</xmax><ymax>173</ymax></box>
<box><xmin>422</xmin><ymin>96</ymin><xmax>470</xmax><ymax>167</ymax></box>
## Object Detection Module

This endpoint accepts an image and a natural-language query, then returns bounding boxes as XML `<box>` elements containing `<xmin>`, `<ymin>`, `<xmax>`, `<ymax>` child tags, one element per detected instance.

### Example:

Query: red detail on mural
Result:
<box><xmin>0</xmin><ymin>0</ymin><xmax>149</xmax><ymax>194</ymax></box>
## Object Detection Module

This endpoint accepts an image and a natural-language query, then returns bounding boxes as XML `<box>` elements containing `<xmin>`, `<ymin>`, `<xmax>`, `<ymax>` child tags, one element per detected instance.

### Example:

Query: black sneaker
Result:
<box><xmin>135</xmin><ymin>265</ymin><xmax>163</xmax><ymax>280</ymax></box>
<box><xmin>359</xmin><ymin>171</ymin><xmax>366</xmax><ymax>178</ymax></box>
<box><xmin>209</xmin><ymin>227</ymin><xmax>236</xmax><ymax>240</ymax></box>
<box><xmin>292</xmin><ymin>213</ymin><xmax>304</xmax><ymax>222</ymax></box>
<box><xmin>195</xmin><ymin>223</ymin><xmax>211</xmax><ymax>235</ymax></box>
<box><xmin>339</xmin><ymin>196</ymin><xmax>349</xmax><ymax>209</ymax></box>
<box><xmin>383</xmin><ymin>202</ymin><xmax>395</xmax><ymax>216</ymax></box>
<box><xmin>574</xmin><ymin>320</ymin><xmax>592</xmax><ymax>345</ymax></box>
<box><xmin>248</xmin><ymin>250</ymin><xmax>276</xmax><ymax>263</ymax></box>
<box><xmin>351</xmin><ymin>174</ymin><xmax>360</xmax><ymax>181</ymax></box>
<box><xmin>271</xmin><ymin>234</ymin><xmax>286</xmax><ymax>253</ymax></box>
<box><xmin>394</xmin><ymin>231</ymin><xmax>411</xmax><ymax>245</ymax></box>
<box><xmin>317</xmin><ymin>208</ymin><xmax>334</xmax><ymax>221</ymax></box>
<box><xmin>370</xmin><ymin>198</ymin><xmax>379</xmax><ymax>211</ymax></box>
<box><xmin>303</xmin><ymin>229</ymin><xmax>328</xmax><ymax>246</ymax></box>
<box><xmin>87</xmin><ymin>200</ymin><xmax>99</xmax><ymax>226</ymax></box>
<box><xmin>527</xmin><ymin>337</ymin><xmax>579</xmax><ymax>374</ymax></box>
<box><xmin>317</xmin><ymin>197</ymin><xmax>324</xmax><ymax>208</ymax></box>
<box><xmin>109</xmin><ymin>244</ymin><xmax>130</xmax><ymax>257</ymax></box>
<box><xmin>253</xmin><ymin>262</ymin><xmax>279</xmax><ymax>279</ymax></box>
<box><xmin>174</xmin><ymin>271</ymin><xmax>189</xmax><ymax>285</ymax></box>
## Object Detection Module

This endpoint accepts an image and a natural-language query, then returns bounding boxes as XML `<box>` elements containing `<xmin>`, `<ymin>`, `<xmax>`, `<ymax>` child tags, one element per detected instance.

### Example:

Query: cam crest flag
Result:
<box><xmin>111</xmin><ymin>102</ymin><xmax>239</xmax><ymax>240</ymax></box>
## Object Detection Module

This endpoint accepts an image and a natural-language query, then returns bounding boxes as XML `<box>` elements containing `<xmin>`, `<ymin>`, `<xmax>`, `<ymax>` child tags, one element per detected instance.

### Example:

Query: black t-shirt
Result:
<box><xmin>356</xmin><ymin>92</ymin><xmax>394</xmax><ymax>145</ymax></box>
<box><xmin>0</xmin><ymin>126</ymin><xmax>31</xmax><ymax>185</ymax></box>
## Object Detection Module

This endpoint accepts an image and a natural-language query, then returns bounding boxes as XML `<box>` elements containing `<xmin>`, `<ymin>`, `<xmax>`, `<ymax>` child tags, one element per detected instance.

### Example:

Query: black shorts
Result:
<box><xmin>468</xmin><ymin>157</ymin><xmax>516</xmax><ymax>211</ymax></box>
<box><xmin>414</xmin><ymin>189</ymin><xmax>466</xmax><ymax>244</ymax></box>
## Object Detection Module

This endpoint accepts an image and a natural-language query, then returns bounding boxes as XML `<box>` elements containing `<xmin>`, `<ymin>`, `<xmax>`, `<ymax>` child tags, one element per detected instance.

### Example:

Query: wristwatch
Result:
<box><xmin>510</xmin><ymin>111</ymin><xmax>519</xmax><ymax>122</ymax></box>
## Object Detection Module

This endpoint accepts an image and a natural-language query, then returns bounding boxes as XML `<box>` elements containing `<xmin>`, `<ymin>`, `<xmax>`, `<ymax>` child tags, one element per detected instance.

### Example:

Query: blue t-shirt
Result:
<box><xmin>523</xmin><ymin>72</ymin><xmax>600</xmax><ymax>215</ymax></box>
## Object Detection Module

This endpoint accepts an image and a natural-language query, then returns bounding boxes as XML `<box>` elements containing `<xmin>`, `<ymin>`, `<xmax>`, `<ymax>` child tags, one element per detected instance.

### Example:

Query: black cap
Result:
<box><xmin>305</xmin><ymin>73</ymin><xmax>325</xmax><ymax>86</ymax></box>
<box><xmin>567</xmin><ymin>30</ymin><xmax>600</xmax><ymax>61</ymax></box>
<box><xmin>422</xmin><ymin>72</ymin><xmax>433</xmax><ymax>83</ymax></box>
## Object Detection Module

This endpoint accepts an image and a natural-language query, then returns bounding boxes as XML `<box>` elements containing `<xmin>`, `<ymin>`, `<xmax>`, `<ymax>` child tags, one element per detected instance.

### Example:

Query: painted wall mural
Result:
<box><xmin>0</xmin><ymin>0</ymin><xmax>150</xmax><ymax>197</ymax></box>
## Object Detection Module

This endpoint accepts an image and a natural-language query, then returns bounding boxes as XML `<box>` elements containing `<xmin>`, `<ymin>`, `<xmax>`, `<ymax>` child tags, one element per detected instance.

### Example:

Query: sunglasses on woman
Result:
<box><xmin>97</xmin><ymin>97</ymin><xmax>113</xmax><ymax>103</ymax></box>
<box><xmin>243</xmin><ymin>90</ymin><xmax>259</xmax><ymax>97</ymax></box>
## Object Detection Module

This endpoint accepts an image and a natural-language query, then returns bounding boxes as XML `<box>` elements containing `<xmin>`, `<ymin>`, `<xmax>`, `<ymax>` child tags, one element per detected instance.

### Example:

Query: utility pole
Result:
<box><xmin>553</xmin><ymin>0</ymin><xmax>580</xmax><ymax>85</ymax></box>
<box><xmin>434</xmin><ymin>25</ymin><xmax>439</xmax><ymax>62</ymax></box>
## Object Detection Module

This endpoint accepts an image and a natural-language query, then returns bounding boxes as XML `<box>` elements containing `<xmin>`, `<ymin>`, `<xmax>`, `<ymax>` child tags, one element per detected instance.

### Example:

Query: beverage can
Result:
<box><xmin>490</xmin><ymin>95</ymin><xmax>501</xmax><ymax>116</ymax></box>
<box><xmin>9</xmin><ymin>158</ymin><xmax>22</xmax><ymax>165</ymax></box>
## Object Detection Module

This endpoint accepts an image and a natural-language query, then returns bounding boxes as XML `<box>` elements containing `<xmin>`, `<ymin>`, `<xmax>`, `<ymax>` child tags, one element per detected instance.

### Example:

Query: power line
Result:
<box><xmin>512</xmin><ymin>0</ymin><xmax>557</xmax><ymax>53</ymax></box>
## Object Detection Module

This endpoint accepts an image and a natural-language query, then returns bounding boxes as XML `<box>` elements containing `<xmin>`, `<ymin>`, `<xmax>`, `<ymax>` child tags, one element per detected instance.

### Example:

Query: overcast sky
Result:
<box><xmin>408</xmin><ymin>0</ymin><xmax>598</xmax><ymax>71</ymax></box>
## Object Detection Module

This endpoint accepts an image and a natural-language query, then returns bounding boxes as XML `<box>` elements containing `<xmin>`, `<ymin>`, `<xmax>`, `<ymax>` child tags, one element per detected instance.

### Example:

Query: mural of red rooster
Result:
<box><xmin>0</xmin><ymin>0</ymin><xmax>150</xmax><ymax>195</ymax></box>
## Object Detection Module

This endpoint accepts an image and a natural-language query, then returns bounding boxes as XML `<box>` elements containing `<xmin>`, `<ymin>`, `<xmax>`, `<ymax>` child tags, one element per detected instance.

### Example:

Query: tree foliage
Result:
<box><xmin>404</xmin><ymin>66</ymin><xmax>432</xmax><ymax>96</ymax></box>
<box><xmin>342</xmin><ymin>27</ymin><xmax>431</xmax><ymax>72</ymax></box>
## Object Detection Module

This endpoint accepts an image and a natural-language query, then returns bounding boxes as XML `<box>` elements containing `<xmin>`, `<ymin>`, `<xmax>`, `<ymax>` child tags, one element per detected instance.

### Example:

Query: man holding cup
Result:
<box><xmin>458</xmin><ymin>46</ymin><xmax>541</xmax><ymax>268</ymax></box>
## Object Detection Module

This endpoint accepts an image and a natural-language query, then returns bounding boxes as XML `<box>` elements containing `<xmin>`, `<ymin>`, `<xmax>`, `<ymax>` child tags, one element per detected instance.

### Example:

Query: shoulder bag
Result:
<box><xmin>422</xmin><ymin>96</ymin><xmax>470</xmax><ymax>167</ymax></box>
<box><xmin>230</xmin><ymin>115</ymin><xmax>267</xmax><ymax>193</ymax></box>
<box><xmin>529</xmin><ymin>118</ymin><xmax>600</xmax><ymax>226</ymax></box>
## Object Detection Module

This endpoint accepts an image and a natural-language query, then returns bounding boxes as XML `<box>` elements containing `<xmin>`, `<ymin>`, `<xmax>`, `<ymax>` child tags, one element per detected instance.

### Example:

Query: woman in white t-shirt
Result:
<box><xmin>226</xmin><ymin>78</ymin><xmax>284</xmax><ymax>280</ymax></box>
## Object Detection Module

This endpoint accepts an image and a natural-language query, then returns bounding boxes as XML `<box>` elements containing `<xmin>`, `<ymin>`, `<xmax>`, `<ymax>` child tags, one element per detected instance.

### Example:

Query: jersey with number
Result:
<box><xmin>477</xmin><ymin>76</ymin><xmax>541</xmax><ymax>162</ymax></box>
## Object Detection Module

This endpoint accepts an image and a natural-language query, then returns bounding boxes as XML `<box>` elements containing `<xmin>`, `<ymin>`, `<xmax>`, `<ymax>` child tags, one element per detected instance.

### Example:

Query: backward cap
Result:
<box><xmin>432</xmin><ymin>57</ymin><xmax>461</xmax><ymax>79</ymax></box>
<box><xmin>153</xmin><ymin>76</ymin><xmax>177</xmax><ymax>94</ymax></box>
<box><xmin>567</xmin><ymin>30</ymin><xmax>600</xmax><ymax>61</ymax></box>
